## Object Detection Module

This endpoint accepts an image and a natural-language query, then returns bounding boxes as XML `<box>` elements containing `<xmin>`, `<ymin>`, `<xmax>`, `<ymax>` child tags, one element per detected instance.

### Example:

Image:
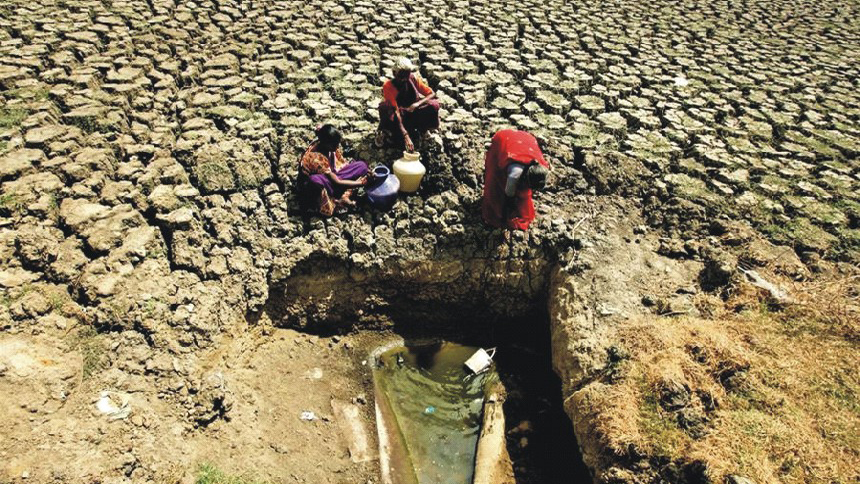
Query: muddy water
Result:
<box><xmin>374</xmin><ymin>342</ymin><xmax>494</xmax><ymax>484</ymax></box>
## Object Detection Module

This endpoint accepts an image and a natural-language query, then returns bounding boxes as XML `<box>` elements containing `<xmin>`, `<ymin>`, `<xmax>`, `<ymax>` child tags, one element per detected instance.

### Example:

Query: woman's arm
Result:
<box><xmin>504</xmin><ymin>163</ymin><xmax>526</xmax><ymax>197</ymax></box>
<box><xmin>327</xmin><ymin>171</ymin><xmax>367</xmax><ymax>187</ymax></box>
<box><xmin>394</xmin><ymin>108</ymin><xmax>415</xmax><ymax>152</ymax></box>
<box><xmin>404</xmin><ymin>92</ymin><xmax>436</xmax><ymax>112</ymax></box>
<box><xmin>404</xmin><ymin>76</ymin><xmax>436</xmax><ymax>112</ymax></box>
<box><xmin>394</xmin><ymin>107</ymin><xmax>407</xmax><ymax>134</ymax></box>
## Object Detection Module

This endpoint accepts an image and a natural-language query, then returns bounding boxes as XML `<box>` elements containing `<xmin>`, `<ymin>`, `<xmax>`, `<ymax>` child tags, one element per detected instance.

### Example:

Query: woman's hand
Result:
<box><xmin>401</xmin><ymin>98</ymin><xmax>427</xmax><ymax>113</ymax></box>
<box><xmin>345</xmin><ymin>176</ymin><xmax>367</xmax><ymax>187</ymax></box>
<box><xmin>404</xmin><ymin>135</ymin><xmax>415</xmax><ymax>152</ymax></box>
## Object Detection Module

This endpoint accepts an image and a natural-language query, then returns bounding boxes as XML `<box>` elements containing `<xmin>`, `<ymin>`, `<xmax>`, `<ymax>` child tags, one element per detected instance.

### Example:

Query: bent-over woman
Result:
<box><xmin>481</xmin><ymin>129</ymin><xmax>550</xmax><ymax>231</ymax></box>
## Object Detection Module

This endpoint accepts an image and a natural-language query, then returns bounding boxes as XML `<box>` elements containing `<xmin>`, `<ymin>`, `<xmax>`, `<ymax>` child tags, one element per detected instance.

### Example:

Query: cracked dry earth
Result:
<box><xmin>1</xmin><ymin>0</ymin><xmax>859</xmax><ymax>483</ymax></box>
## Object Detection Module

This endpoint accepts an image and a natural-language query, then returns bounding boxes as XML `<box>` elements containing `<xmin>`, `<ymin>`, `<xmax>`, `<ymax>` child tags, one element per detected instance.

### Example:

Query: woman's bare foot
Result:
<box><xmin>338</xmin><ymin>190</ymin><xmax>356</xmax><ymax>207</ymax></box>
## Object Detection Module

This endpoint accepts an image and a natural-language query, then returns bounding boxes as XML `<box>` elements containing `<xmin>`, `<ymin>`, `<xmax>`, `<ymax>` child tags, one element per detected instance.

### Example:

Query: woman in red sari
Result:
<box><xmin>377</xmin><ymin>58</ymin><xmax>440</xmax><ymax>152</ymax></box>
<box><xmin>481</xmin><ymin>129</ymin><xmax>550</xmax><ymax>231</ymax></box>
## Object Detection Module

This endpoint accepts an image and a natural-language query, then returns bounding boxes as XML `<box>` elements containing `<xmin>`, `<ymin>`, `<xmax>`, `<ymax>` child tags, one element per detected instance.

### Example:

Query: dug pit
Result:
<box><xmin>259</xmin><ymin>255</ymin><xmax>593</xmax><ymax>483</ymax></box>
<box><xmin>244</xmin><ymin>201</ymin><xmax>709</xmax><ymax>483</ymax></box>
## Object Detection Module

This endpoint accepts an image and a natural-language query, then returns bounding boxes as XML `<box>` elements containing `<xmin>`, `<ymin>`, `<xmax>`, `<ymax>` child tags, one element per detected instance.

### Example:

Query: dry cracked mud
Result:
<box><xmin>0</xmin><ymin>0</ymin><xmax>858</xmax><ymax>483</ymax></box>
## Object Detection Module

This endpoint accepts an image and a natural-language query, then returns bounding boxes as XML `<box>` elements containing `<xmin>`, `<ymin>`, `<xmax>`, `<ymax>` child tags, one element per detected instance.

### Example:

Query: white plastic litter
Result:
<box><xmin>464</xmin><ymin>348</ymin><xmax>496</xmax><ymax>374</ymax></box>
<box><xmin>303</xmin><ymin>368</ymin><xmax>323</xmax><ymax>380</ymax></box>
<box><xmin>96</xmin><ymin>391</ymin><xmax>131</xmax><ymax>420</ymax></box>
<box><xmin>741</xmin><ymin>268</ymin><xmax>793</xmax><ymax>304</ymax></box>
<box><xmin>300</xmin><ymin>411</ymin><xmax>317</xmax><ymax>421</ymax></box>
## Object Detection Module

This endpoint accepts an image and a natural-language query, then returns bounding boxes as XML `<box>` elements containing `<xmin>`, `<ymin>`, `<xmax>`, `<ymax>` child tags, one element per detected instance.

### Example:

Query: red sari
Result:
<box><xmin>378</xmin><ymin>74</ymin><xmax>440</xmax><ymax>139</ymax></box>
<box><xmin>481</xmin><ymin>130</ymin><xmax>549</xmax><ymax>231</ymax></box>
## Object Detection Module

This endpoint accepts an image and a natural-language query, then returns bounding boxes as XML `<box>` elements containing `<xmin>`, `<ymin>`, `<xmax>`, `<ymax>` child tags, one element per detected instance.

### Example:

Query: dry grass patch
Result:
<box><xmin>579</xmin><ymin>274</ymin><xmax>859</xmax><ymax>483</ymax></box>
<box><xmin>195</xmin><ymin>463</ymin><xmax>268</xmax><ymax>484</ymax></box>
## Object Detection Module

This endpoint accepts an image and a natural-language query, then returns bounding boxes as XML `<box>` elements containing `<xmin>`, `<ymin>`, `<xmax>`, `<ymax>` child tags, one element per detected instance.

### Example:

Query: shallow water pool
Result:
<box><xmin>374</xmin><ymin>341</ymin><xmax>496</xmax><ymax>484</ymax></box>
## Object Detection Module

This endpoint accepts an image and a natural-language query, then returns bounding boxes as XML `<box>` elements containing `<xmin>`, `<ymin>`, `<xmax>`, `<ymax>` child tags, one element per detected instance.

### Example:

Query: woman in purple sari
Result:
<box><xmin>298</xmin><ymin>125</ymin><xmax>368</xmax><ymax>216</ymax></box>
<box><xmin>377</xmin><ymin>58</ymin><xmax>441</xmax><ymax>152</ymax></box>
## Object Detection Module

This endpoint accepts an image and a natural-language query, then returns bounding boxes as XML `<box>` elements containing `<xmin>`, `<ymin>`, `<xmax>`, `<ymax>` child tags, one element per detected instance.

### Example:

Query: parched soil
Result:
<box><xmin>0</xmin><ymin>324</ymin><xmax>382</xmax><ymax>483</ymax></box>
<box><xmin>1</xmin><ymin>0</ymin><xmax>859</xmax><ymax>482</ymax></box>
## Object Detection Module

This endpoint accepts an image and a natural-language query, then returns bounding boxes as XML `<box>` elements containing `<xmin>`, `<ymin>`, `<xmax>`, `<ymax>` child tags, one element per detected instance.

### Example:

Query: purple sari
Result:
<box><xmin>298</xmin><ymin>149</ymin><xmax>368</xmax><ymax>215</ymax></box>
<box><xmin>308</xmin><ymin>159</ymin><xmax>368</xmax><ymax>198</ymax></box>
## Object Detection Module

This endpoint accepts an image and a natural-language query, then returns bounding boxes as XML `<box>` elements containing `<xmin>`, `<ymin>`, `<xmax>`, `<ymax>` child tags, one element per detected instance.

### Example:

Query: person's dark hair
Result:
<box><xmin>527</xmin><ymin>163</ymin><xmax>548</xmax><ymax>190</ymax></box>
<box><xmin>315</xmin><ymin>124</ymin><xmax>341</xmax><ymax>148</ymax></box>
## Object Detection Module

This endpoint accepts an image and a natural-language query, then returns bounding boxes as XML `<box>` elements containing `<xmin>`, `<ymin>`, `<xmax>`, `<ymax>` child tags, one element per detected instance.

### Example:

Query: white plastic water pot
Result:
<box><xmin>392</xmin><ymin>151</ymin><xmax>426</xmax><ymax>193</ymax></box>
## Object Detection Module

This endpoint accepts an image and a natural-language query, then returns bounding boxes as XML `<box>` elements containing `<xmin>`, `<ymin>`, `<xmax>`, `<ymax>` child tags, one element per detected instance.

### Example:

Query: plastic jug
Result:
<box><xmin>392</xmin><ymin>151</ymin><xmax>426</xmax><ymax>193</ymax></box>
<box><xmin>365</xmin><ymin>165</ymin><xmax>400</xmax><ymax>211</ymax></box>
<box><xmin>464</xmin><ymin>348</ymin><xmax>496</xmax><ymax>374</ymax></box>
